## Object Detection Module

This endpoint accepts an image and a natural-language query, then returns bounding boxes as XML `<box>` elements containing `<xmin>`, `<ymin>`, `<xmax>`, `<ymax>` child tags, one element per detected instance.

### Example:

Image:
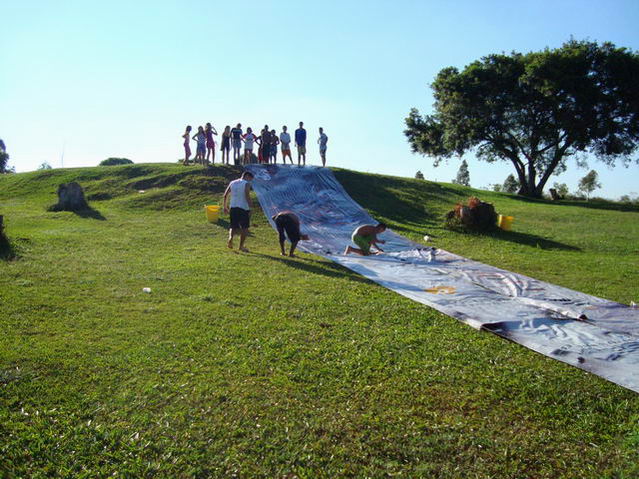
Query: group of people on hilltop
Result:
<box><xmin>222</xmin><ymin>171</ymin><xmax>385</xmax><ymax>256</ymax></box>
<box><xmin>182</xmin><ymin>121</ymin><xmax>328</xmax><ymax>168</ymax></box>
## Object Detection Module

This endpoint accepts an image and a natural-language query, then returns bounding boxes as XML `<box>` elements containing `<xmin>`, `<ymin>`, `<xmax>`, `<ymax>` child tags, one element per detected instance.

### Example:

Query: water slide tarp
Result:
<box><xmin>245</xmin><ymin>164</ymin><xmax>639</xmax><ymax>393</ymax></box>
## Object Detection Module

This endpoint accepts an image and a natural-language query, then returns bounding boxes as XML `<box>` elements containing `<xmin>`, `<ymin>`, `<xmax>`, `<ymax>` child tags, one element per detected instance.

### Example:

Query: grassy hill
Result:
<box><xmin>1</xmin><ymin>163</ymin><xmax>638</xmax><ymax>478</ymax></box>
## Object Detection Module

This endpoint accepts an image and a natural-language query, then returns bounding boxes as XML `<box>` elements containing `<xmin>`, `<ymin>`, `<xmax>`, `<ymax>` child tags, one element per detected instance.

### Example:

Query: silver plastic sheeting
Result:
<box><xmin>246</xmin><ymin>164</ymin><xmax>639</xmax><ymax>393</ymax></box>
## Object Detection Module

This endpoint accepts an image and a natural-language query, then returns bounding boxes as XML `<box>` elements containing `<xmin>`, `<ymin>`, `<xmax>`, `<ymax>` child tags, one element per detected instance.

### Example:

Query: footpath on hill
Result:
<box><xmin>247</xmin><ymin>164</ymin><xmax>639</xmax><ymax>393</ymax></box>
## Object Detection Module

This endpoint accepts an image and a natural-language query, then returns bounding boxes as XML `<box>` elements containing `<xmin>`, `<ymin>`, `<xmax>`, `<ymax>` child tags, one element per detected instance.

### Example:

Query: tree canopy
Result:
<box><xmin>405</xmin><ymin>40</ymin><xmax>639</xmax><ymax>197</ymax></box>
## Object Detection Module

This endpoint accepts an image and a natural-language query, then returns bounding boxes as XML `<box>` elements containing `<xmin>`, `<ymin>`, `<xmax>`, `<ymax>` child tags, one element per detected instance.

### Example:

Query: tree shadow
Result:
<box><xmin>251</xmin><ymin>252</ymin><xmax>375</xmax><ymax>285</ymax></box>
<box><xmin>333</xmin><ymin>169</ymin><xmax>449</xmax><ymax>225</ymax></box>
<box><xmin>553</xmin><ymin>199</ymin><xmax>639</xmax><ymax>213</ymax></box>
<box><xmin>487</xmin><ymin>229</ymin><xmax>581</xmax><ymax>251</ymax></box>
<box><xmin>509</xmin><ymin>195</ymin><xmax>638</xmax><ymax>213</ymax></box>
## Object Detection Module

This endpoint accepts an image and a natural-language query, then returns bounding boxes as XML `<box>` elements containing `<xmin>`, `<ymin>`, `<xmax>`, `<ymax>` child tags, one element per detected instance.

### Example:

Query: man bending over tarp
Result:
<box><xmin>272</xmin><ymin>211</ymin><xmax>309</xmax><ymax>257</ymax></box>
<box><xmin>344</xmin><ymin>223</ymin><xmax>386</xmax><ymax>256</ymax></box>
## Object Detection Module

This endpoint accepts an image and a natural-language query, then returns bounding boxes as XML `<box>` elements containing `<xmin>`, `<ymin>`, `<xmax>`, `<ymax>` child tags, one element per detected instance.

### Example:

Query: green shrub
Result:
<box><xmin>100</xmin><ymin>157</ymin><xmax>133</xmax><ymax>166</ymax></box>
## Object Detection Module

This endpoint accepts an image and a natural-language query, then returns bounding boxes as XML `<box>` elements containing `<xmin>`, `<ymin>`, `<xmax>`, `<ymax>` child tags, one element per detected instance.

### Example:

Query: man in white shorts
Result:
<box><xmin>279</xmin><ymin>126</ymin><xmax>293</xmax><ymax>164</ymax></box>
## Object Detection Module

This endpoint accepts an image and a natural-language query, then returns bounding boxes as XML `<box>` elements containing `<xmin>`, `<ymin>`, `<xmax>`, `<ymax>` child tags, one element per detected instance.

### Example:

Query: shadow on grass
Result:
<box><xmin>553</xmin><ymin>199</ymin><xmax>638</xmax><ymax>213</ymax></box>
<box><xmin>217</xmin><ymin>219</ymin><xmax>262</xmax><ymax>234</ymax></box>
<box><xmin>509</xmin><ymin>195</ymin><xmax>638</xmax><ymax>213</ymax></box>
<box><xmin>487</xmin><ymin>229</ymin><xmax>581</xmax><ymax>251</ymax></box>
<box><xmin>334</xmin><ymin>169</ymin><xmax>446</xmax><ymax>225</ymax></box>
<box><xmin>0</xmin><ymin>236</ymin><xmax>17</xmax><ymax>261</ymax></box>
<box><xmin>251</xmin><ymin>252</ymin><xmax>374</xmax><ymax>285</ymax></box>
<box><xmin>72</xmin><ymin>207</ymin><xmax>107</xmax><ymax>221</ymax></box>
<box><xmin>48</xmin><ymin>204</ymin><xmax>107</xmax><ymax>220</ymax></box>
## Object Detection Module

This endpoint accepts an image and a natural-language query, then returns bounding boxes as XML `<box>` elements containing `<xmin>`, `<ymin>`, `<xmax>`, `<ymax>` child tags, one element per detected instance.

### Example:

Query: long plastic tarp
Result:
<box><xmin>245</xmin><ymin>164</ymin><xmax>639</xmax><ymax>393</ymax></box>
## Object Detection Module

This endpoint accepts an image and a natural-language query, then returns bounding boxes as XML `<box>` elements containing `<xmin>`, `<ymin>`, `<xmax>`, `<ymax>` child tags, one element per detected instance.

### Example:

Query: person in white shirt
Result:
<box><xmin>318</xmin><ymin>127</ymin><xmax>328</xmax><ymax>167</ymax></box>
<box><xmin>242</xmin><ymin>127</ymin><xmax>257</xmax><ymax>165</ymax></box>
<box><xmin>279</xmin><ymin>126</ymin><xmax>293</xmax><ymax>164</ymax></box>
<box><xmin>222</xmin><ymin>171</ymin><xmax>254</xmax><ymax>252</ymax></box>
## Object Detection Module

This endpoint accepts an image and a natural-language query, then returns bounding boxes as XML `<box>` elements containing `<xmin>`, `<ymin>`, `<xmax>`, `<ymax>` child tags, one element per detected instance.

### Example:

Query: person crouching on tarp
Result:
<box><xmin>344</xmin><ymin>223</ymin><xmax>387</xmax><ymax>256</ymax></box>
<box><xmin>272</xmin><ymin>211</ymin><xmax>309</xmax><ymax>257</ymax></box>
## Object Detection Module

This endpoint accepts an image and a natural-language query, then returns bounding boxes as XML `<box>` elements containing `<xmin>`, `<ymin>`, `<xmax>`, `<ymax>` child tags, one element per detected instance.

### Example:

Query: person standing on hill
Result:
<box><xmin>295</xmin><ymin>121</ymin><xmax>307</xmax><ymax>166</ymax></box>
<box><xmin>193</xmin><ymin>126</ymin><xmax>207</xmax><ymax>165</ymax></box>
<box><xmin>205</xmin><ymin>122</ymin><xmax>218</xmax><ymax>165</ymax></box>
<box><xmin>223</xmin><ymin>170</ymin><xmax>254</xmax><ymax>252</ymax></box>
<box><xmin>344</xmin><ymin>223</ymin><xmax>387</xmax><ymax>256</ymax></box>
<box><xmin>182</xmin><ymin>125</ymin><xmax>192</xmax><ymax>165</ymax></box>
<box><xmin>272</xmin><ymin>211</ymin><xmax>309</xmax><ymax>257</ymax></box>
<box><xmin>258</xmin><ymin>125</ymin><xmax>272</xmax><ymax>164</ymax></box>
<box><xmin>231</xmin><ymin>123</ymin><xmax>243</xmax><ymax>165</ymax></box>
<box><xmin>242</xmin><ymin>128</ymin><xmax>257</xmax><ymax>165</ymax></box>
<box><xmin>269</xmin><ymin>129</ymin><xmax>279</xmax><ymax>163</ymax></box>
<box><xmin>220</xmin><ymin>125</ymin><xmax>231</xmax><ymax>165</ymax></box>
<box><xmin>279</xmin><ymin>126</ymin><xmax>293</xmax><ymax>164</ymax></box>
<box><xmin>318</xmin><ymin>127</ymin><xmax>328</xmax><ymax>167</ymax></box>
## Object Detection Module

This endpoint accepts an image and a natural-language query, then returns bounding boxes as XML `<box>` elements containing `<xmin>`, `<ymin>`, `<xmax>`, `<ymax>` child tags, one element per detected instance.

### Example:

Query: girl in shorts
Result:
<box><xmin>182</xmin><ymin>125</ymin><xmax>192</xmax><ymax>165</ymax></box>
<box><xmin>205</xmin><ymin>123</ymin><xmax>218</xmax><ymax>165</ymax></box>
<box><xmin>242</xmin><ymin>128</ymin><xmax>256</xmax><ymax>165</ymax></box>
<box><xmin>193</xmin><ymin>126</ymin><xmax>206</xmax><ymax>165</ymax></box>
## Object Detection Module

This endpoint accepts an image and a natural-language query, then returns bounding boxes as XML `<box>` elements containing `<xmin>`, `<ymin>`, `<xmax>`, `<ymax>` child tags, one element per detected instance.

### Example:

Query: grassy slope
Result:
<box><xmin>1</xmin><ymin>163</ymin><xmax>638</xmax><ymax>478</ymax></box>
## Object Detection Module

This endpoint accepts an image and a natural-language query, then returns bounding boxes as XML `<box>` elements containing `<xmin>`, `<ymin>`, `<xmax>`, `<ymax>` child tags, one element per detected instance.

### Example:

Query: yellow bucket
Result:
<box><xmin>205</xmin><ymin>205</ymin><xmax>220</xmax><ymax>223</ymax></box>
<box><xmin>498</xmin><ymin>214</ymin><xmax>514</xmax><ymax>231</ymax></box>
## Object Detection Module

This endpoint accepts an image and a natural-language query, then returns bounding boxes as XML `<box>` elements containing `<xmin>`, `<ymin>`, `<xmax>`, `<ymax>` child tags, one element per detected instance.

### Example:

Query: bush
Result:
<box><xmin>502</xmin><ymin>174</ymin><xmax>519</xmax><ymax>193</ymax></box>
<box><xmin>100</xmin><ymin>157</ymin><xmax>133</xmax><ymax>166</ymax></box>
<box><xmin>445</xmin><ymin>196</ymin><xmax>498</xmax><ymax>232</ymax></box>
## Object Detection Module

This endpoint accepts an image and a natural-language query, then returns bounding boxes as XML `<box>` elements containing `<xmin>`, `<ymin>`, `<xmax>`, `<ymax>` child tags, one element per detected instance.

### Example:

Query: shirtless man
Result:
<box><xmin>272</xmin><ymin>211</ymin><xmax>309</xmax><ymax>257</ymax></box>
<box><xmin>344</xmin><ymin>223</ymin><xmax>387</xmax><ymax>256</ymax></box>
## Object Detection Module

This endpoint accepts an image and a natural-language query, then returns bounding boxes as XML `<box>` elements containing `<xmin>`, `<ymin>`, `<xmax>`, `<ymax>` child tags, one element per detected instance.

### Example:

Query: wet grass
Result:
<box><xmin>1</xmin><ymin>163</ymin><xmax>638</xmax><ymax>478</ymax></box>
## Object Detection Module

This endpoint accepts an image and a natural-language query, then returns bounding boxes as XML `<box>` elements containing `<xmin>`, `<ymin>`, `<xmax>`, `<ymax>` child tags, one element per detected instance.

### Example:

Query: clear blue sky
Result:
<box><xmin>2</xmin><ymin>0</ymin><xmax>639</xmax><ymax>198</ymax></box>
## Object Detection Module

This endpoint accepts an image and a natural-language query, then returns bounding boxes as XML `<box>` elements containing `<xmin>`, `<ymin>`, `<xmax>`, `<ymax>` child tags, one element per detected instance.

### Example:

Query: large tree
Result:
<box><xmin>405</xmin><ymin>40</ymin><xmax>639</xmax><ymax>197</ymax></box>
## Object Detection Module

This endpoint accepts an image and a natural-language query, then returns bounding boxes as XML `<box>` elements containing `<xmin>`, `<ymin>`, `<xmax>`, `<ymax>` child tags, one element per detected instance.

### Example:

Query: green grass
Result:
<box><xmin>1</xmin><ymin>163</ymin><xmax>638</xmax><ymax>478</ymax></box>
